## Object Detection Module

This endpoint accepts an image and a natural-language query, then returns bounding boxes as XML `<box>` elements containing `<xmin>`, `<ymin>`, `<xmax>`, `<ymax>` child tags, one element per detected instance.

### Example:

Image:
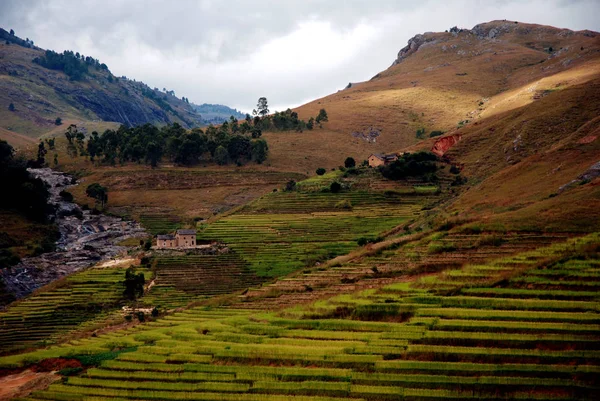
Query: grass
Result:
<box><xmin>1</xmin><ymin>232</ymin><xmax>598</xmax><ymax>401</ymax></box>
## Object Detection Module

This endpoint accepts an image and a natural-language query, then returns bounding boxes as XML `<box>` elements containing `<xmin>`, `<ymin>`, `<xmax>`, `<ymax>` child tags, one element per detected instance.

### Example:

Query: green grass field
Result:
<box><xmin>1</xmin><ymin>233</ymin><xmax>597</xmax><ymax>400</ymax></box>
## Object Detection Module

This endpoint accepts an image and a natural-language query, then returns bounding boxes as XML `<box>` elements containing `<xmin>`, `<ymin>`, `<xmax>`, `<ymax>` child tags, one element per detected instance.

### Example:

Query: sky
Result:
<box><xmin>1</xmin><ymin>0</ymin><xmax>599</xmax><ymax>113</ymax></box>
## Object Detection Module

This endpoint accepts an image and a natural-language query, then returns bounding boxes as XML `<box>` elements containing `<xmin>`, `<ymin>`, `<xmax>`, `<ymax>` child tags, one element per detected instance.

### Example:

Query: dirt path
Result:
<box><xmin>0</xmin><ymin>370</ymin><xmax>59</xmax><ymax>401</ymax></box>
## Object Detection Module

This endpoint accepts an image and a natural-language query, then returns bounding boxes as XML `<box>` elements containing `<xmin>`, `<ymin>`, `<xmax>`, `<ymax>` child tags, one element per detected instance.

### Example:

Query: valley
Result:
<box><xmin>0</xmin><ymin>16</ymin><xmax>598</xmax><ymax>401</ymax></box>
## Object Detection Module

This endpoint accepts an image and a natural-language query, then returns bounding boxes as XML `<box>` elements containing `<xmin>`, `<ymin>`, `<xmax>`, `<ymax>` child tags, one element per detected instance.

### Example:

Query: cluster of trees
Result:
<box><xmin>86</xmin><ymin>183</ymin><xmax>108</xmax><ymax>208</ymax></box>
<box><xmin>33</xmin><ymin>49</ymin><xmax>108</xmax><ymax>80</ymax></box>
<box><xmin>251</xmin><ymin>98</ymin><xmax>328</xmax><ymax>132</ymax></box>
<box><xmin>379</xmin><ymin>152</ymin><xmax>438</xmax><ymax>181</ymax></box>
<box><xmin>0</xmin><ymin>140</ymin><xmax>52</xmax><ymax>222</ymax></box>
<box><xmin>123</xmin><ymin>267</ymin><xmax>145</xmax><ymax>300</ymax></box>
<box><xmin>81</xmin><ymin>122</ymin><xmax>268</xmax><ymax>167</ymax></box>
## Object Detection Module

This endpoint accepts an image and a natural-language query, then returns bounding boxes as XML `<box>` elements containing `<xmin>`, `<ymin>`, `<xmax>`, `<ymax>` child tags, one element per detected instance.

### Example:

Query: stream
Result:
<box><xmin>0</xmin><ymin>168</ymin><xmax>147</xmax><ymax>305</ymax></box>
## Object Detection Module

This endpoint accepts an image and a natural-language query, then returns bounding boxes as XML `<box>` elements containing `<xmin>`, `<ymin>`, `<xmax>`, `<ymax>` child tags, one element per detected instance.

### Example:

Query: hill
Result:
<box><xmin>287</xmin><ymin>20</ymin><xmax>599</xmax><ymax>163</ymax></box>
<box><xmin>192</xmin><ymin>104</ymin><xmax>246</xmax><ymax>125</ymax></box>
<box><xmin>0</xmin><ymin>28</ymin><xmax>241</xmax><ymax>142</ymax></box>
<box><xmin>0</xmin><ymin>19</ymin><xmax>599</xmax><ymax>400</ymax></box>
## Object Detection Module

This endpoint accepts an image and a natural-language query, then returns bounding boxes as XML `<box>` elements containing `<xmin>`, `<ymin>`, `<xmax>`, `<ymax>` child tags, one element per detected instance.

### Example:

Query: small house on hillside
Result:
<box><xmin>156</xmin><ymin>229</ymin><xmax>197</xmax><ymax>249</ymax></box>
<box><xmin>157</xmin><ymin>234</ymin><xmax>176</xmax><ymax>249</ymax></box>
<box><xmin>368</xmin><ymin>153</ymin><xmax>399</xmax><ymax>168</ymax></box>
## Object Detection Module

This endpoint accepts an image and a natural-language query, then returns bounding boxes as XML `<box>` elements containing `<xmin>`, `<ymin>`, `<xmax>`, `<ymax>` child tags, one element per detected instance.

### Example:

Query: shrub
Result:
<box><xmin>55</xmin><ymin>117</ymin><xmax>62</xmax><ymax>125</ymax></box>
<box><xmin>344</xmin><ymin>157</ymin><xmax>356</xmax><ymax>168</ymax></box>
<box><xmin>449</xmin><ymin>165</ymin><xmax>460</xmax><ymax>174</ymax></box>
<box><xmin>316</xmin><ymin>167</ymin><xmax>326</xmax><ymax>176</ymax></box>
<box><xmin>379</xmin><ymin>152</ymin><xmax>438</xmax><ymax>181</ymax></box>
<box><xmin>59</xmin><ymin>190</ymin><xmax>73</xmax><ymax>202</ymax></box>
<box><xmin>335</xmin><ymin>199</ymin><xmax>352</xmax><ymax>210</ymax></box>
<box><xmin>284</xmin><ymin>180</ymin><xmax>297</xmax><ymax>191</ymax></box>
<box><xmin>330</xmin><ymin>182</ymin><xmax>342</xmax><ymax>193</ymax></box>
<box><xmin>429</xmin><ymin>130</ymin><xmax>444</xmax><ymax>138</ymax></box>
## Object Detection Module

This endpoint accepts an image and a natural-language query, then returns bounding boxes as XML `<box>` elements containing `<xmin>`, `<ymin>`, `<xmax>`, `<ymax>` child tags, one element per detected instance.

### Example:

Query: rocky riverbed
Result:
<box><xmin>0</xmin><ymin>168</ymin><xmax>147</xmax><ymax>305</ymax></box>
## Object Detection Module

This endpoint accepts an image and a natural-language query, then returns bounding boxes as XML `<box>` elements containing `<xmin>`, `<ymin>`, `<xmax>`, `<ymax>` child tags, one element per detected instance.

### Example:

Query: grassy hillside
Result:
<box><xmin>290</xmin><ymin>21</ymin><xmax>599</xmax><ymax>161</ymax></box>
<box><xmin>0</xmin><ymin>20</ymin><xmax>599</xmax><ymax>400</ymax></box>
<box><xmin>0</xmin><ymin>29</ymin><xmax>205</xmax><ymax>140</ymax></box>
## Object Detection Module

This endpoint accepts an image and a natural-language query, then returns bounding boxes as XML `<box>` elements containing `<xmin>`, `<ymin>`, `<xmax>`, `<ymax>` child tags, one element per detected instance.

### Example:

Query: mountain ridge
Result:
<box><xmin>0</xmin><ymin>28</ymin><xmax>242</xmax><ymax>143</ymax></box>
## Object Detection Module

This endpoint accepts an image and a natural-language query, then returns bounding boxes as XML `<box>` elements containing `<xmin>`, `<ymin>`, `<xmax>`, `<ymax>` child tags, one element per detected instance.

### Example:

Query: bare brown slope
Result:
<box><xmin>294</xmin><ymin>20</ymin><xmax>600</xmax><ymax>155</ymax></box>
<box><xmin>436</xmin><ymin>78</ymin><xmax>600</xmax><ymax>232</ymax></box>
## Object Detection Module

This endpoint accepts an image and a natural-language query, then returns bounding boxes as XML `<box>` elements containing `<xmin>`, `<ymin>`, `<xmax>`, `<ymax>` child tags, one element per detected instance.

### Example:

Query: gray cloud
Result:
<box><xmin>1</xmin><ymin>0</ymin><xmax>599</xmax><ymax>113</ymax></box>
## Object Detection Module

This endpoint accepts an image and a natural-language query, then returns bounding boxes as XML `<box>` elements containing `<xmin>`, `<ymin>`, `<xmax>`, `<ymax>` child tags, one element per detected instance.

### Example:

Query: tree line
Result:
<box><xmin>251</xmin><ymin>97</ymin><xmax>328</xmax><ymax>132</ymax></box>
<box><xmin>76</xmin><ymin>121</ymin><xmax>268</xmax><ymax>168</ymax></box>
<box><xmin>33</xmin><ymin>49</ymin><xmax>108</xmax><ymax>80</ymax></box>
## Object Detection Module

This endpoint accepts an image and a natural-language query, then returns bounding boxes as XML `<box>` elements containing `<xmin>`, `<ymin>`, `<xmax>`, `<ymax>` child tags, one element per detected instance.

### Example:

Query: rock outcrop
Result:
<box><xmin>391</xmin><ymin>34</ymin><xmax>438</xmax><ymax>66</ymax></box>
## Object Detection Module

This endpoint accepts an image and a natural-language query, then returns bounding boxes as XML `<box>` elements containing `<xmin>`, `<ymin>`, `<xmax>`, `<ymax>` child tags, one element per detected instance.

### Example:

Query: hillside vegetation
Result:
<box><xmin>0</xmin><ymin>19</ymin><xmax>599</xmax><ymax>400</ymax></box>
<box><xmin>0</xmin><ymin>28</ymin><xmax>243</xmax><ymax>143</ymax></box>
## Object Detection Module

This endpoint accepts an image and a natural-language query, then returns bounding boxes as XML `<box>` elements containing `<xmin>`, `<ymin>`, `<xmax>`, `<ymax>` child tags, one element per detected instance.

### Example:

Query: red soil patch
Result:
<box><xmin>432</xmin><ymin>134</ymin><xmax>462</xmax><ymax>156</ymax></box>
<box><xmin>577</xmin><ymin>135</ymin><xmax>597</xmax><ymax>144</ymax></box>
<box><xmin>31</xmin><ymin>358</ymin><xmax>82</xmax><ymax>372</ymax></box>
<box><xmin>0</xmin><ymin>369</ymin><xmax>59</xmax><ymax>401</ymax></box>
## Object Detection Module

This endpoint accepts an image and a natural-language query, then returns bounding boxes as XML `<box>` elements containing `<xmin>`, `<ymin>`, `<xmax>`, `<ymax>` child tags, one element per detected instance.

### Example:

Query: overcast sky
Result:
<box><xmin>1</xmin><ymin>0</ymin><xmax>599</xmax><ymax>113</ymax></box>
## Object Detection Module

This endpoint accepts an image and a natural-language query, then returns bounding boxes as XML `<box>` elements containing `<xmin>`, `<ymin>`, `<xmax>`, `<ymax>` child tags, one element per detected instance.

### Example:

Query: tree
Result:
<box><xmin>315</xmin><ymin>108</ymin><xmax>328</xmax><ymax>123</ymax></box>
<box><xmin>86</xmin><ymin>183</ymin><xmax>108</xmax><ymax>208</ymax></box>
<box><xmin>214</xmin><ymin>145</ymin><xmax>229</xmax><ymax>165</ymax></box>
<box><xmin>9</xmin><ymin>29</ymin><xmax>14</xmax><ymax>36</ymax></box>
<box><xmin>251</xmin><ymin>139</ymin><xmax>268</xmax><ymax>164</ymax></box>
<box><xmin>45</xmin><ymin>138</ymin><xmax>55</xmax><ymax>150</ymax></box>
<box><xmin>65</xmin><ymin>124</ymin><xmax>78</xmax><ymax>144</ymax></box>
<box><xmin>37</xmin><ymin>141</ymin><xmax>47</xmax><ymax>165</ymax></box>
<box><xmin>145</xmin><ymin>141</ymin><xmax>162</xmax><ymax>167</ymax></box>
<box><xmin>330</xmin><ymin>181</ymin><xmax>342</xmax><ymax>193</ymax></box>
<box><xmin>53</xmin><ymin>153</ymin><xmax>58</xmax><ymax>166</ymax></box>
<box><xmin>8</xmin><ymin>103</ymin><xmax>15</xmax><ymax>112</ymax></box>
<box><xmin>123</xmin><ymin>268</ymin><xmax>145</xmax><ymax>300</ymax></box>
<box><xmin>344</xmin><ymin>157</ymin><xmax>356</xmax><ymax>168</ymax></box>
<box><xmin>285</xmin><ymin>180</ymin><xmax>297</xmax><ymax>191</ymax></box>
<box><xmin>55</xmin><ymin>117</ymin><xmax>62</xmax><ymax>125</ymax></box>
<box><xmin>255</xmin><ymin>97</ymin><xmax>269</xmax><ymax>117</ymax></box>
<box><xmin>307</xmin><ymin>117</ymin><xmax>315</xmax><ymax>130</ymax></box>
<box><xmin>316</xmin><ymin>168</ymin><xmax>326</xmax><ymax>176</ymax></box>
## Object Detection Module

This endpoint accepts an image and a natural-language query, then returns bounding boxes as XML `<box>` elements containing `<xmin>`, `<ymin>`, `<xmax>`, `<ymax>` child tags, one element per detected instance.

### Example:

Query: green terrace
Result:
<box><xmin>196</xmin><ymin>189</ymin><xmax>435</xmax><ymax>278</ymax></box>
<box><xmin>2</xmin><ymin>232</ymin><xmax>598</xmax><ymax>401</ymax></box>
<box><xmin>0</xmin><ymin>267</ymin><xmax>134</xmax><ymax>354</ymax></box>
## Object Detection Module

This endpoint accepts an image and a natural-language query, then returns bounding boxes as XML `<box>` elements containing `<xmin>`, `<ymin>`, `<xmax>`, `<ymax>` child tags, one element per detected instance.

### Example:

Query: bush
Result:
<box><xmin>330</xmin><ymin>182</ymin><xmax>342</xmax><ymax>193</ymax></box>
<box><xmin>335</xmin><ymin>199</ymin><xmax>352</xmax><ymax>210</ymax></box>
<box><xmin>315</xmin><ymin>167</ymin><xmax>326</xmax><ymax>176</ymax></box>
<box><xmin>59</xmin><ymin>190</ymin><xmax>73</xmax><ymax>202</ymax></box>
<box><xmin>379</xmin><ymin>151</ymin><xmax>438</xmax><ymax>181</ymax></box>
<box><xmin>344</xmin><ymin>157</ymin><xmax>356</xmax><ymax>168</ymax></box>
<box><xmin>284</xmin><ymin>180</ymin><xmax>297</xmax><ymax>191</ymax></box>
<box><xmin>429</xmin><ymin>130</ymin><xmax>444</xmax><ymax>138</ymax></box>
<box><xmin>449</xmin><ymin>165</ymin><xmax>460</xmax><ymax>174</ymax></box>
<box><xmin>55</xmin><ymin>117</ymin><xmax>62</xmax><ymax>125</ymax></box>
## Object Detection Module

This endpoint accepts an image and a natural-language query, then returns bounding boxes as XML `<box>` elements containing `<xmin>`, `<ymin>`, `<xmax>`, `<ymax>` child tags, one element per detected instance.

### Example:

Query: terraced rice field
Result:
<box><xmin>197</xmin><ymin>191</ymin><xmax>435</xmax><ymax>277</ymax></box>
<box><xmin>2</xmin><ymin>233</ymin><xmax>597</xmax><ymax>400</ymax></box>
<box><xmin>144</xmin><ymin>253</ymin><xmax>264</xmax><ymax>309</ymax></box>
<box><xmin>0</xmin><ymin>267</ymin><xmax>133</xmax><ymax>354</ymax></box>
<box><xmin>237</xmin><ymin>230</ymin><xmax>573</xmax><ymax>309</ymax></box>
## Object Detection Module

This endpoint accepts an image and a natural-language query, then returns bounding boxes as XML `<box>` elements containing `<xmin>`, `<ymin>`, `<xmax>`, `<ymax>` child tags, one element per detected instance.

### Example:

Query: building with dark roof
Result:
<box><xmin>156</xmin><ymin>230</ymin><xmax>197</xmax><ymax>249</ymax></box>
<box><xmin>368</xmin><ymin>153</ymin><xmax>399</xmax><ymax>167</ymax></box>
